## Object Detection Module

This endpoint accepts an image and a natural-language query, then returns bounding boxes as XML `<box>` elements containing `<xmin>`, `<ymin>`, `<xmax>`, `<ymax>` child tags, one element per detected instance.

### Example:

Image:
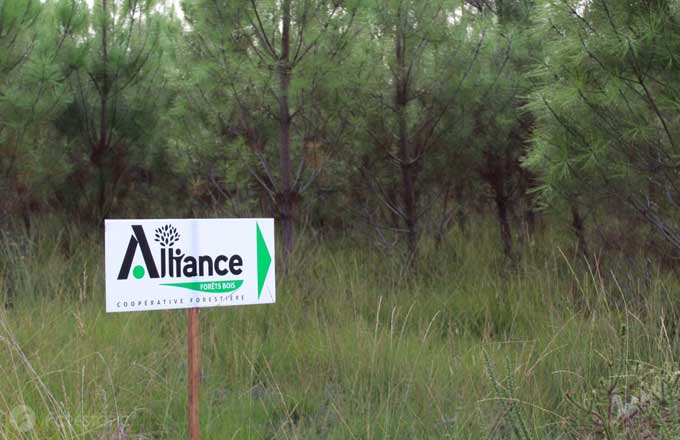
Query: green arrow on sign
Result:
<box><xmin>256</xmin><ymin>223</ymin><xmax>271</xmax><ymax>299</ymax></box>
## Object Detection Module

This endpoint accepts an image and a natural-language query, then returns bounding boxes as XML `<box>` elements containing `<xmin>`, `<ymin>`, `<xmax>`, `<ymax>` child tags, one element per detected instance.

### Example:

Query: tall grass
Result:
<box><xmin>0</xmin><ymin>216</ymin><xmax>678</xmax><ymax>438</ymax></box>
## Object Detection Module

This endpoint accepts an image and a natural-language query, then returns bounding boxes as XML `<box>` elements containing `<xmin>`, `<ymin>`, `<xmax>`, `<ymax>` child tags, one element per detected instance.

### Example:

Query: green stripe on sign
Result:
<box><xmin>161</xmin><ymin>280</ymin><xmax>243</xmax><ymax>293</ymax></box>
<box><xmin>256</xmin><ymin>223</ymin><xmax>271</xmax><ymax>299</ymax></box>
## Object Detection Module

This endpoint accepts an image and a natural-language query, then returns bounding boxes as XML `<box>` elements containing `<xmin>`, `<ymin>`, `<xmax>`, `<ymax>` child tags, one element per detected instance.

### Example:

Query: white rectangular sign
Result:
<box><xmin>105</xmin><ymin>219</ymin><xmax>275</xmax><ymax>312</ymax></box>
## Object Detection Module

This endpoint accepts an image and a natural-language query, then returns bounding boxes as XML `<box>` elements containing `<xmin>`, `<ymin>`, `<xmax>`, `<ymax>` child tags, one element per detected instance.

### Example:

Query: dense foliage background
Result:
<box><xmin>3</xmin><ymin>1</ymin><xmax>680</xmax><ymax>438</ymax></box>
<box><xmin>3</xmin><ymin>0</ymin><xmax>679</xmax><ymax>266</ymax></box>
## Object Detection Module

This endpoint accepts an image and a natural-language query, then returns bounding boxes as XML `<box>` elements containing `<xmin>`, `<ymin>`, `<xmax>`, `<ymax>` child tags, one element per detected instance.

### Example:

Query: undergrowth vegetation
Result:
<box><xmin>1</xmin><ymin>217</ymin><xmax>679</xmax><ymax>439</ymax></box>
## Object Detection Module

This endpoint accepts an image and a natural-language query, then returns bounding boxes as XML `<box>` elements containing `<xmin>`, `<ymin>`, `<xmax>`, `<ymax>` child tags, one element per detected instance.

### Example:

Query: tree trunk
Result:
<box><xmin>495</xmin><ymin>191</ymin><xmax>513</xmax><ymax>258</ymax></box>
<box><xmin>97</xmin><ymin>0</ymin><xmax>109</xmax><ymax>222</ymax></box>
<box><xmin>518</xmin><ymin>167</ymin><xmax>538</xmax><ymax>238</ymax></box>
<box><xmin>570</xmin><ymin>205</ymin><xmax>589</xmax><ymax>260</ymax></box>
<box><xmin>434</xmin><ymin>184</ymin><xmax>451</xmax><ymax>249</ymax></box>
<box><xmin>395</xmin><ymin>22</ymin><xmax>418</xmax><ymax>261</ymax></box>
<box><xmin>278</xmin><ymin>0</ymin><xmax>294</xmax><ymax>267</ymax></box>
<box><xmin>400</xmin><ymin>153</ymin><xmax>417</xmax><ymax>260</ymax></box>
<box><xmin>98</xmin><ymin>161</ymin><xmax>106</xmax><ymax>220</ymax></box>
<box><xmin>524</xmin><ymin>205</ymin><xmax>536</xmax><ymax>236</ymax></box>
<box><xmin>454</xmin><ymin>181</ymin><xmax>467</xmax><ymax>235</ymax></box>
<box><xmin>482</xmin><ymin>151</ymin><xmax>513</xmax><ymax>258</ymax></box>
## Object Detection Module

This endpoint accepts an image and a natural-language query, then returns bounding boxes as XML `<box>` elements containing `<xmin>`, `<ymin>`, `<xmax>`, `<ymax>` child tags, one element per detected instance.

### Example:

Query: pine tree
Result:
<box><xmin>525</xmin><ymin>0</ymin><xmax>680</xmax><ymax>250</ymax></box>
<box><xmin>0</xmin><ymin>0</ymin><xmax>76</xmax><ymax>220</ymax></box>
<box><xmin>180</xmin><ymin>0</ymin><xmax>359</xmax><ymax>267</ymax></box>
<box><xmin>463</xmin><ymin>0</ymin><xmax>538</xmax><ymax>257</ymax></box>
<box><xmin>53</xmin><ymin>0</ymin><xmax>177</xmax><ymax>220</ymax></box>
<box><xmin>350</xmin><ymin>1</ymin><xmax>486</xmax><ymax>260</ymax></box>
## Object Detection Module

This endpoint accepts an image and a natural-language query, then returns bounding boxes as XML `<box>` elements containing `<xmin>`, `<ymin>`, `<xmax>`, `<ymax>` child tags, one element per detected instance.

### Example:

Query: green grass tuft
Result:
<box><xmin>0</xmin><ymin>217</ymin><xmax>679</xmax><ymax>438</ymax></box>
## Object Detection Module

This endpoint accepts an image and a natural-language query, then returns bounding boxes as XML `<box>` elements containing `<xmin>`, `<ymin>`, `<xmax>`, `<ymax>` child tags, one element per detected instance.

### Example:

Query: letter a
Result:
<box><xmin>117</xmin><ymin>225</ymin><xmax>160</xmax><ymax>279</ymax></box>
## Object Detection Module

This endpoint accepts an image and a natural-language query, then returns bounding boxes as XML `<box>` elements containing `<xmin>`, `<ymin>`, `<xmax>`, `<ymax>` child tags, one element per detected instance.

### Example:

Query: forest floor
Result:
<box><xmin>1</xmin><ymin>218</ymin><xmax>679</xmax><ymax>439</ymax></box>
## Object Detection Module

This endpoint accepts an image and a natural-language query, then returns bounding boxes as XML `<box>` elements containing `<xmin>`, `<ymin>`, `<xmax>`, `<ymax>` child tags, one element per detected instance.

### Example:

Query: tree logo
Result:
<box><xmin>154</xmin><ymin>225</ymin><xmax>180</xmax><ymax>247</ymax></box>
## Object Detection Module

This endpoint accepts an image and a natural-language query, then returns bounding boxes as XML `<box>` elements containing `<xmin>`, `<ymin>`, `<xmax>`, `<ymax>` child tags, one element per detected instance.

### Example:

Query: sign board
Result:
<box><xmin>105</xmin><ymin>219</ymin><xmax>275</xmax><ymax>312</ymax></box>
